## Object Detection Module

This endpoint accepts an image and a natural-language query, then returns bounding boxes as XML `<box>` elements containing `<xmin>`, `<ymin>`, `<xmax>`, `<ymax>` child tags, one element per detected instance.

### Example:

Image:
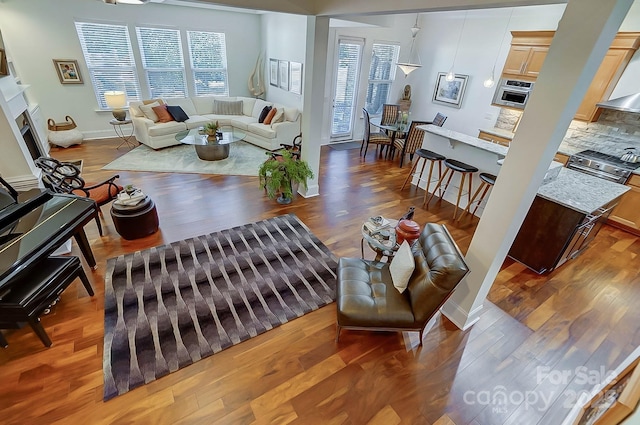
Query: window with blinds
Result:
<box><xmin>136</xmin><ymin>27</ymin><xmax>187</xmax><ymax>99</ymax></box>
<box><xmin>331</xmin><ymin>38</ymin><xmax>363</xmax><ymax>138</ymax></box>
<box><xmin>75</xmin><ymin>22</ymin><xmax>142</xmax><ymax>109</ymax></box>
<box><xmin>187</xmin><ymin>31</ymin><xmax>229</xmax><ymax>96</ymax></box>
<box><xmin>365</xmin><ymin>43</ymin><xmax>400</xmax><ymax>115</ymax></box>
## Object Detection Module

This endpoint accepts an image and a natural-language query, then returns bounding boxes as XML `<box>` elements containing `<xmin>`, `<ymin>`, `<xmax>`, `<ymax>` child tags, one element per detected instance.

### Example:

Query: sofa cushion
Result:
<box><xmin>284</xmin><ymin>107</ymin><xmax>299</xmax><ymax>122</ymax></box>
<box><xmin>147</xmin><ymin>121</ymin><xmax>187</xmax><ymax>137</ymax></box>
<box><xmin>258</xmin><ymin>106</ymin><xmax>272</xmax><ymax>123</ymax></box>
<box><xmin>184</xmin><ymin>116</ymin><xmax>210</xmax><ymax>129</ymax></box>
<box><xmin>140</xmin><ymin>101</ymin><xmax>163</xmax><ymax>122</ymax></box>
<box><xmin>166</xmin><ymin>105</ymin><xmax>189</xmax><ymax>122</ymax></box>
<box><xmin>247</xmin><ymin>123</ymin><xmax>276</xmax><ymax>139</ymax></box>
<box><xmin>165</xmin><ymin>97</ymin><xmax>197</xmax><ymax>116</ymax></box>
<box><xmin>130</xmin><ymin>99</ymin><xmax>164</xmax><ymax>117</ymax></box>
<box><xmin>271</xmin><ymin>108</ymin><xmax>285</xmax><ymax>124</ymax></box>
<box><xmin>389</xmin><ymin>241</ymin><xmax>415</xmax><ymax>293</ymax></box>
<box><xmin>252</xmin><ymin>99</ymin><xmax>272</xmax><ymax>118</ymax></box>
<box><xmin>214</xmin><ymin>99</ymin><xmax>243</xmax><ymax>115</ymax></box>
<box><xmin>229</xmin><ymin>116</ymin><xmax>257</xmax><ymax>131</ymax></box>
<box><xmin>264</xmin><ymin>107</ymin><xmax>277</xmax><ymax>125</ymax></box>
<box><xmin>152</xmin><ymin>104</ymin><xmax>174</xmax><ymax>123</ymax></box>
<box><xmin>240</xmin><ymin>97</ymin><xmax>256</xmax><ymax>116</ymax></box>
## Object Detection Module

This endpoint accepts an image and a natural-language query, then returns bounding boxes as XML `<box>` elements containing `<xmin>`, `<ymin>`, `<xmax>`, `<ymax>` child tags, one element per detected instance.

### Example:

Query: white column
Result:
<box><xmin>441</xmin><ymin>0</ymin><xmax>634</xmax><ymax>330</ymax></box>
<box><xmin>298</xmin><ymin>16</ymin><xmax>330</xmax><ymax>198</ymax></box>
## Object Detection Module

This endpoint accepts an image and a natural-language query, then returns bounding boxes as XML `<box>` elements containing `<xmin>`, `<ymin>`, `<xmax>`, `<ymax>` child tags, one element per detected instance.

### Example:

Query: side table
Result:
<box><xmin>110</xmin><ymin>196</ymin><xmax>159</xmax><ymax>240</ymax></box>
<box><xmin>361</xmin><ymin>217</ymin><xmax>399</xmax><ymax>262</ymax></box>
<box><xmin>109</xmin><ymin>119</ymin><xmax>137</xmax><ymax>150</ymax></box>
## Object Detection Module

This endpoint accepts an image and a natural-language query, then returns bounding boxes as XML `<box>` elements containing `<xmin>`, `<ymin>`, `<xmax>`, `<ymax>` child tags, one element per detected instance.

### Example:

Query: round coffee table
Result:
<box><xmin>361</xmin><ymin>217</ymin><xmax>399</xmax><ymax>262</ymax></box>
<box><xmin>175</xmin><ymin>126</ymin><xmax>245</xmax><ymax>161</ymax></box>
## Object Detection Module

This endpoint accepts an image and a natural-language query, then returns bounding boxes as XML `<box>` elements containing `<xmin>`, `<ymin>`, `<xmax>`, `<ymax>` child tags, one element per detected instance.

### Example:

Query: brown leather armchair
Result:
<box><xmin>335</xmin><ymin>223</ymin><xmax>469</xmax><ymax>345</ymax></box>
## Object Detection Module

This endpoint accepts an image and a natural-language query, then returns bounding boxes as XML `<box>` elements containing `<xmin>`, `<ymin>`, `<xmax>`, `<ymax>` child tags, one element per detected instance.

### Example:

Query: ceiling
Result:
<box><xmin>156</xmin><ymin>0</ymin><xmax>568</xmax><ymax>17</ymax></box>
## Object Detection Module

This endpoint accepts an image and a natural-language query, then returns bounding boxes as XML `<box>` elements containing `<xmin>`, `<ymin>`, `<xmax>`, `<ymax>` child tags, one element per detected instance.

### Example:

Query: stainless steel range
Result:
<box><xmin>567</xmin><ymin>149</ymin><xmax>638</xmax><ymax>184</ymax></box>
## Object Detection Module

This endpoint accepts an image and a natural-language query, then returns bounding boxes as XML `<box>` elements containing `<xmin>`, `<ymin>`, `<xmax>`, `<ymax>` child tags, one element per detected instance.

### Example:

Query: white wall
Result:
<box><xmin>0</xmin><ymin>0</ymin><xmax>261</xmax><ymax>139</ymax></box>
<box><xmin>261</xmin><ymin>13</ymin><xmax>307</xmax><ymax>111</ymax></box>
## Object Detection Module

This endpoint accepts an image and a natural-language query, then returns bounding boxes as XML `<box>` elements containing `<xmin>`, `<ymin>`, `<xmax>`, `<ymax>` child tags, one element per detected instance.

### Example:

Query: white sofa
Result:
<box><xmin>129</xmin><ymin>96</ymin><xmax>301</xmax><ymax>150</ymax></box>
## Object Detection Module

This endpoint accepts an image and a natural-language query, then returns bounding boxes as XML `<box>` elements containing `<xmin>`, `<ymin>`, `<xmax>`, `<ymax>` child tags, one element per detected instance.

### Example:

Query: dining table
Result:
<box><xmin>369</xmin><ymin>116</ymin><xmax>409</xmax><ymax>159</ymax></box>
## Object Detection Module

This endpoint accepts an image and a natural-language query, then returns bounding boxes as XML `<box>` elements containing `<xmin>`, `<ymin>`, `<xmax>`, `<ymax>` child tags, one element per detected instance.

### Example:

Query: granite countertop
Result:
<box><xmin>537</xmin><ymin>167</ymin><xmax>630</xmax><ymax>214</ymax></box>
<box><xmin>421</xmin><ymin>125</ymin><xmax>509</xmax><ymax>156</ymax></box>
<box><xmin>479</xmin><ymin>127</ymin><xmax>515</xmax><ymax>140</ymax></box>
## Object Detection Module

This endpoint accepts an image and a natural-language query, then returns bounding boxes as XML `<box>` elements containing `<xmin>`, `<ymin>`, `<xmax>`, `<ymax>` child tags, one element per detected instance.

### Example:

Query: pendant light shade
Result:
<box><xmin>396</xmin><ymin>15</ymin><xmax>422</xmax><ymax>77</ymax></box>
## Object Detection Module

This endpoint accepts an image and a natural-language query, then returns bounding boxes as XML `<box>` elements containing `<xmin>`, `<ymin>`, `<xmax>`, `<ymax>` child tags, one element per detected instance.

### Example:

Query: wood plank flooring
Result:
<box><xmin>0</xmin><ymin>138</ymin><xmax>638</xmax><ymax>424</ymax></box>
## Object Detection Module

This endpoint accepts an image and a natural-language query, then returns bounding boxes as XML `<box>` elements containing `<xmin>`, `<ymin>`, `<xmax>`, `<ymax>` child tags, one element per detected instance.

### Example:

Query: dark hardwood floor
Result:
<box><xmin>0</xmin><ymin>138</ymin><xmax>638</xmax><ymax>424</ymax></box>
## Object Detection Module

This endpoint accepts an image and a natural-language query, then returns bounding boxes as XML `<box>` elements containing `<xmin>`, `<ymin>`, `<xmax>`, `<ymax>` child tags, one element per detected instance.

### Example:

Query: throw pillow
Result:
<box><xmin>252</xmin><ymin>99</ymin><xmax>271</xmax><ymax>118</ymax></box>
<box><xmin>258</xmin><ymin>106</ymin><xmax>272</xmax><ymax>123</ymax></box>
<box><xmin>389</xmin><ymin>241</ymin><xmax>415</xmax><ymax>293</ymax></box>
<box><xmin>152</xmin><ymin>104</ymin><xmax>174</xmax><ymax>123</ymax></box>
<box><xmin>271</xmin><ymin>108</ymin><xmax>285</xmax><ymax>124</ymax></box>
<box><xmin>214</xmin><ymin>99</ymin><xmax>243</xmax><ymax>115</ymax></box>
<box><xmin>140</xmin><ymin>101</ymin><xmax>161</xmax><ymax>122</ymax></box>
<box><xmin>166</xmin><ymin>105</ymin><xmax>189</xmax><ymax>122</ymax></box>
<box><xmin>263</xmin><ymin>107</ymin><xmax>277</xmax><ymax>125</ymax></box>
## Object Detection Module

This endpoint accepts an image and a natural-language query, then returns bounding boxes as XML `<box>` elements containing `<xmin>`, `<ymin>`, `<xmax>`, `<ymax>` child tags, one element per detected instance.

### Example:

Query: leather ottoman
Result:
<box><xmin>110</xmin><ymin>196</ymin><xmax>159</xmax><ymax>240</ymax></box>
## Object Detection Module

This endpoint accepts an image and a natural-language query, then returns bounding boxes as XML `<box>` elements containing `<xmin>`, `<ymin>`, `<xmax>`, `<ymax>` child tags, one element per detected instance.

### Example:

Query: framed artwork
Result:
<box><xmin>571</xmin><ymin>349</ymin><xmax>640</xmax><ymax>425</ymax></box>
<box><xmin>278</xmin><ymin>60</ymin><xmax>289</xmax><ymax>91</ymax></box>
<box><xmin>289</xmin><ymin>61</ymin><xmax>303</xmax><ymax>95</ymax></box>
<box><xmin>269</xmin><ymin>58</ymin><xmax>278</xmax><ymax>87</ymax></box>
<box><xmin>432</xmin><ymin>72</ymin><xmax>468</xmax><ymax>109</ymax></box>
<box><xmin>53</xmin><ymin>59</ymin><xmax>83</xmax><ymax>84</ymax></box>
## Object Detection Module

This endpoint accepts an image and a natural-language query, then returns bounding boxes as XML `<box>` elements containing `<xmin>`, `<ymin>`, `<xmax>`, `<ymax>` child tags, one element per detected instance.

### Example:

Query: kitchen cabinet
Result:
<box><xmin>502</xmin><ymin>45</ymin><xmax>548</xmax><ymax>79</ymax></box>
<box><xmin>478</xmin><ymin>131</ymin><xmax>510</xmax><ymax>147</ymax></box>
<box><xmin>553</xmin><ymin>153</ymin><xmax>569</xmax><ymax>166</ymax></box>
<box><xmin>608</xmin><ymin>174</ymin><xmax>640</xmax><ymax>236</ymax></box>
<box><xmin>500</xmin><ymin>31</ymin><xmax>640</xmax><ymax>121</ymax></box>
<box><xmin>509</xmin><ymin>195</ymin><xmax>620</xmax><ymax>274</ymax></box>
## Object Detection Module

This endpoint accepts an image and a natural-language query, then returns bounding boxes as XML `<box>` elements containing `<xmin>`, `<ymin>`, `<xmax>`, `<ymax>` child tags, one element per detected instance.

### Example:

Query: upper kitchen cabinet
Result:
<box><xmin>501</xmin><ymin>31</ymin><xmax>640</xmax><ymax>122</ymax></box>
<box><xmin>501</xmin><ymin>31</ymin><xmax>554</xmax><ymax>80</ymax></box>
<box><xmin>573</xmin><ymin>33</ymin><xmax>640</xmax><ymax>122</ymax></box>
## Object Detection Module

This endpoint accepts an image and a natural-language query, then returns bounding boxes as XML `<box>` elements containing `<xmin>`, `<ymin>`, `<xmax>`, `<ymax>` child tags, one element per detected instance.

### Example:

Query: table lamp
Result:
<box><xmin>104</xmin><ymin>91</ymin><xmax>127</xmax><ymax>121</ymax></box>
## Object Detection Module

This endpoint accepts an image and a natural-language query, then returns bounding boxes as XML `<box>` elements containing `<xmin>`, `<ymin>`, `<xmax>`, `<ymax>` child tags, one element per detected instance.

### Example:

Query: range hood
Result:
<box><xmin>596</xmin><ymin>93</ymin><xmax>640</xmax><ymax>113</ymax></box>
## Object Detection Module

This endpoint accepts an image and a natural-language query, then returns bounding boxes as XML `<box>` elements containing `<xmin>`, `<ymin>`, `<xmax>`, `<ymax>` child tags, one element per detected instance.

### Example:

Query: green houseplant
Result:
<box><xmin>258</xmin><ymin>150</ymin><xmax>314</xmax><ymax>204</ymax></box>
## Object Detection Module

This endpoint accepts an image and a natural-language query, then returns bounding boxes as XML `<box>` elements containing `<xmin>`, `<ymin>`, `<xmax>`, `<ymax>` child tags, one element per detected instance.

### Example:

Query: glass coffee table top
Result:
<box><xmin>175</xmin><ymin>126</ymin><xmax>245</xmax><ymax>146</ymax></box>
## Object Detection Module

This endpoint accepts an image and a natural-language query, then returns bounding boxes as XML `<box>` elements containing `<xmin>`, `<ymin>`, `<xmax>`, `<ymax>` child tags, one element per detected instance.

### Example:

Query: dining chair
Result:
<box><xmin>361</xmin><ymin>108</ymin><xmax>392</xmax><ymax>159</ymax></box>
<box><xmin>392</xmin><ymin>120</ymin><xmax>429</xmax><ymax>168</ymax></box>
<box><xmin>380</xmin><ymin>104</ymin><xmax>399</xmax><ymax>126</ymax></box>
<box><xmin>431</xmin><ymin>113</ymin><xmax>447</xmax><ymax>127</ymax></box>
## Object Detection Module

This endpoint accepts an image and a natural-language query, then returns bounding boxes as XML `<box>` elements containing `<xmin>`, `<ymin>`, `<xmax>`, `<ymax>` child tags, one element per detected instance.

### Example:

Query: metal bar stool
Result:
<box><xmin>425</xmin><ymin>159</ymin><xmax>479</xmax><ymax>220</ymax></box>
<box><xmin>460</xmin><ymin>173</ymin><xmax>497</xmax><ymax>219</ymax></box>
<box><xmin>401</xmin><ymin>148</ymin><xmax>446</xmax><ymax>198</ymax></box>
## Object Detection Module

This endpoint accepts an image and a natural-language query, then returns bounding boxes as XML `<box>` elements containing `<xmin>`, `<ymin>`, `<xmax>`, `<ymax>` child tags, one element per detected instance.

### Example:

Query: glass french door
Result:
<box><xmin>330</xmin><ymin>37</ymin><xmax>364</xmax><ymax>141</ymax></box>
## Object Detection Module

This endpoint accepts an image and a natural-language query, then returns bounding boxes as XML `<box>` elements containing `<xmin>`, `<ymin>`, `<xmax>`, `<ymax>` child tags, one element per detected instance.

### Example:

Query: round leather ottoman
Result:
<box><xmin>110</xmin><ymin>196</ymin><xmax>159</xmax><ymax>240</ymax></box>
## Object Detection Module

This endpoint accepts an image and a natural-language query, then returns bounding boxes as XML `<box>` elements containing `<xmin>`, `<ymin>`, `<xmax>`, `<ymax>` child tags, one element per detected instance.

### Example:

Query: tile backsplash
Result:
<box><xmin>495</xmin><ymin>108</ymin><xmax>640</xmax><ymax>156</ymax></box>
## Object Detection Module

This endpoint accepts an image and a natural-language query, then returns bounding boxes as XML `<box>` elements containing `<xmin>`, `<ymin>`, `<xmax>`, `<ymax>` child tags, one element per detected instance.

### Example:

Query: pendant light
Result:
<box><xmin>484</xmin><ymin>8</ymin><xmax>514</xmax><ymax>88</ymax></box>
<box><xmin>396</xmin><ymin>14</ymin><xmax>422</xmax><ymax>77</ymax></box>
<box><xmin>446</xmin><ymin>11</ymin><xmax>468</xmax><ymax>82</ymax></box>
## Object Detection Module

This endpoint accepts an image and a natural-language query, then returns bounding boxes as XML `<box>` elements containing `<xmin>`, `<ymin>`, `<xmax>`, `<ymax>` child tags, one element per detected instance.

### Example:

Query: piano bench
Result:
<box><xmin>0</xmin><ymin>256</ymin><xmax>94</xmax><ymax>348</ymax></box>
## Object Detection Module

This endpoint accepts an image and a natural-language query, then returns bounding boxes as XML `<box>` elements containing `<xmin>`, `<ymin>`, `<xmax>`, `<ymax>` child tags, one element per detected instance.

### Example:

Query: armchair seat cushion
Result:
<box><xmin>337</xmin><ymin>258</ymin><xmax>416</xmax><ymax>328</ymax></box>
<box><xmin>73</xmin><ymin>183</ymin><xmax>122</xmax><ymax>204</ymax></box>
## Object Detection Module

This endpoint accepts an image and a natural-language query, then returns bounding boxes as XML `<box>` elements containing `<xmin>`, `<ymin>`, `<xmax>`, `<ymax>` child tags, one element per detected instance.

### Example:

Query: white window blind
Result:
<box><xmin>365</xmin><ymin>43</ymin><xmax>400</xmax><ymax>115</ymax></box>
<box><xmin>75</xmin><ymin>22</ymin><xmax>141</xmax><ymax>109</ymax></box>
<box><xmin>187</xmin><ymin>31</ymin><xmax>229</xmax><ymax>96</ymax></box>
<box><xmin>136</xmin><ymin>27</ymin><xmax>186</xmax><ymax>98</ymax></box>
<box><xmin>331</xmin><ymin>39</ymin><xmax>363</xmax><ymax>136</ymax></box>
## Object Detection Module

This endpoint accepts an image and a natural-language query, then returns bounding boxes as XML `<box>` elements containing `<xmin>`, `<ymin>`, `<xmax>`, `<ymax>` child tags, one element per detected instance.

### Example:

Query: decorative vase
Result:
<box><xmin>207</xmin><ymin>134</ymin><xmax>217</xmax><ymax>142</ymax></box>
<box><xmin>395</xmin><ymin>219</ymin><xmax>421</xmax><ymax>245</ymax></box>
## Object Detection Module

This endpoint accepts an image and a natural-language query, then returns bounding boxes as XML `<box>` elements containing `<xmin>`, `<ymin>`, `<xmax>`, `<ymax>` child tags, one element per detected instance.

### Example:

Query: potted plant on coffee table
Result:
<box><xmin>258</xmin><ymin>150</ymin><xmax>314</xmax><ymax>204</ymax></box>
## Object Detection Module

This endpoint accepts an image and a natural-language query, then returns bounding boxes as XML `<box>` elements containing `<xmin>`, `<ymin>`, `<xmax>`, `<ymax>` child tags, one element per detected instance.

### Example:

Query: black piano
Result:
<box><xmin>0</xmin><ymin>186</ymin><xmax>99</xmax><ymax>346</ymax></box>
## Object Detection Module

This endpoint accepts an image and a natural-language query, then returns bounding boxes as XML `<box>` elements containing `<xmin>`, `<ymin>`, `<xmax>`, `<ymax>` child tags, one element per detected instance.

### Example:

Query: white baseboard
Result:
<box><xmin>440</xmin><ymin>300</ymin><xmax>484</xmax><ymax>331</ymax></box>
<box><xmin>298</xmin><ymin>183</ymin><xmax>319</xmax><ymax>198</ymax></box>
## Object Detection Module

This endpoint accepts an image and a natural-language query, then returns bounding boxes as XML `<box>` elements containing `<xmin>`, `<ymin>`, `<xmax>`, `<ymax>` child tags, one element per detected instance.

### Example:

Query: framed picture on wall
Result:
<box><xmin>269</xmin><ymin>58</ymin><xmax>278</xmax><ymax>87</ymax></box>
<box><xmin>289</xmin><ymin>62</ymin><xmax>303</xmax><ymax>95</ymax></box>
<box><xmin>278</xmin><ymin>60</ymin><xmax>289</xmax><ymax>91</ymax></box>
<box><xmin>432</xmin><ymin>72</ymin><xmax>468</xmax><ymax>109</ymax></box>
<box><xmin>53</xmin><ymin>59</ymin><xmax>83</xmax><ymax>84</ymax></box>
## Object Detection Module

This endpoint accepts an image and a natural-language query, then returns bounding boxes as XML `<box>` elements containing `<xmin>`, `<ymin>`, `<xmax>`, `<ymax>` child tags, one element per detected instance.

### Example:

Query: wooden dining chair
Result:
<box><xmin>392</xmin><ymin>120</ymin><xmax>429</xmax><ymax>167</ymax></box>
<box><xmin>380</xmin><ymin>104</ymin><xmax>399</xmax><ymax>126</ymax></box>
<box><xmin>361</xmin><ymin>108</ymin><xmax>392</xmax><ymax>159</ymax></box>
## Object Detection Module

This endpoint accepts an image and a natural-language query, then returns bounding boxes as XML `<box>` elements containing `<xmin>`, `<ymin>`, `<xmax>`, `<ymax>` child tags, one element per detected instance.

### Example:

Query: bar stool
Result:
<box><xmin>401</xmin><ymin>149</ymin><xmax>446</xmax><ymax>199</ymax></box>
<box><xmin>460</xmin><ymin>173</ymin><xmax>497</xmax><ymax>219</ymax></box>
<box><xmin>425</xmin><ymin>158</ymin><xmax>478</xmax><ymax>220</ymax></box>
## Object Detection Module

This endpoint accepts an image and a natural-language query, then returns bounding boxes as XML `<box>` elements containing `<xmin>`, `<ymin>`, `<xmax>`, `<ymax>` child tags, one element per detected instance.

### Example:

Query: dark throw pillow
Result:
<box><xmin>166</xmin><ymin>105</ymin><xmax>189</xmax><ymax>122</ymax></box>
<box><xmin>258</xmin><ymin>106</ymin><xmax>272</xmax><ymax>123</ymax></box>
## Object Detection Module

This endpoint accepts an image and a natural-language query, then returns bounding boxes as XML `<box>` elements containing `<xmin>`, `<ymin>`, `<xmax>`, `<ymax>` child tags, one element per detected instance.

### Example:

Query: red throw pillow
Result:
<box><xmin>152</xmin><ymin>104</ymin><xmax>174</xmax><ymax>123</ymax></box>
<box><xmin>264</xmin><ymin>107</ymin><xmax>277</xmax><ymax>125</ymax></box>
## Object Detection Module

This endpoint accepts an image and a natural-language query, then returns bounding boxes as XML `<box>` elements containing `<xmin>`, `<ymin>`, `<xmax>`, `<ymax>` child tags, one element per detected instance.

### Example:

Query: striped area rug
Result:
<box><xmin>103</xmin><ymin>214</ymin><xmax>338</xmax><ymax>401</ymax></box>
